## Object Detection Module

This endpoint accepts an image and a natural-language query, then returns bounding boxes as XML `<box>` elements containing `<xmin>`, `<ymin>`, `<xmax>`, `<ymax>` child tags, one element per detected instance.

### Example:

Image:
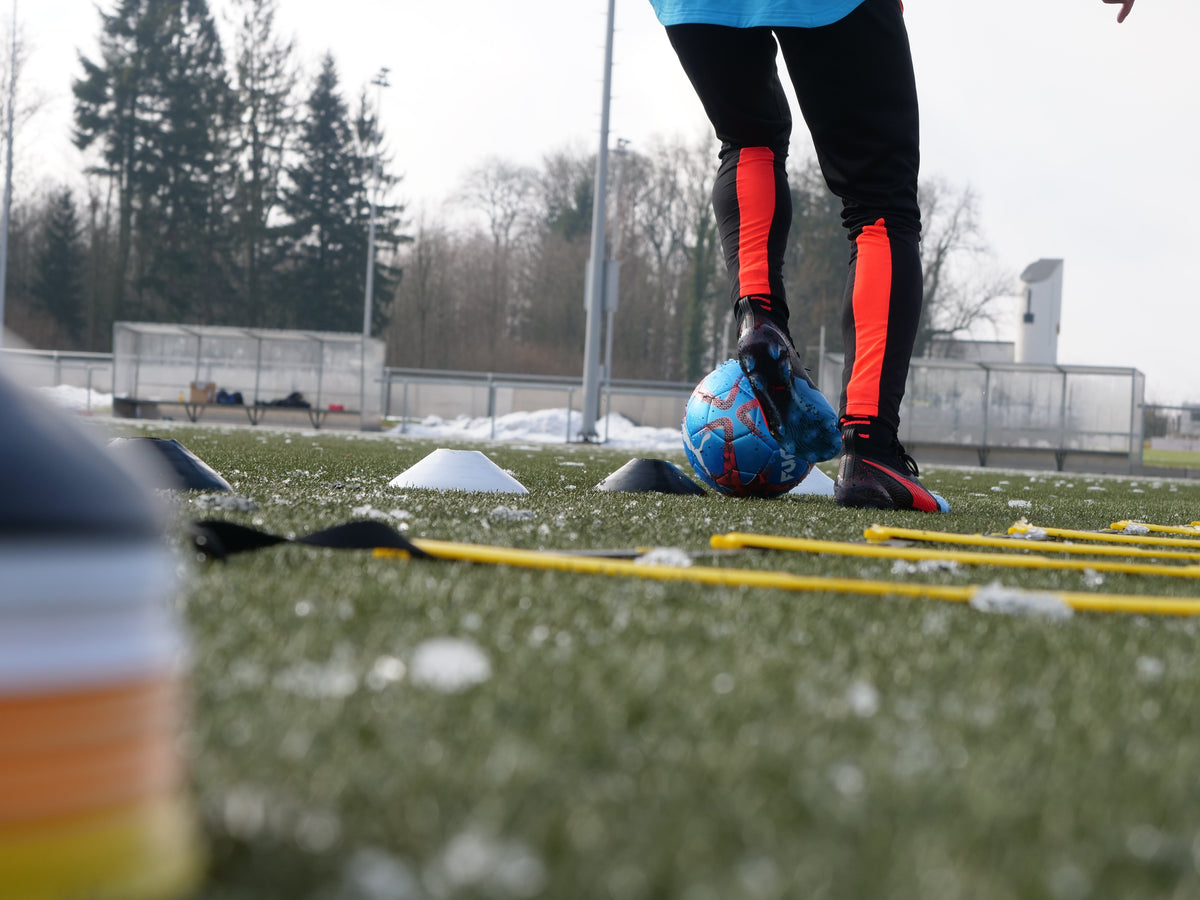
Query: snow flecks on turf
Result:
<box><xmin>844</xmin><ymin>679</ymin><xmax>881</xmax><ymax>718</ymax></box>
<box><xmin>969</xmin><ymin>582</ymin><xmax>1074</xmax><ymax>620</ymax></box>
<box><xmin>429</xmin><ymin>830</ymin><xmax>547</xmax><ymax>899</ymax></box>
<box><xmin>890</xmin><ymin>559</ymin><xmax>960</xmax><ymax>575</ymax></box>
<box><xmin>273</xmin><ymin>656</ymin><xmax>359</xmax><ymax>699</ymax></box>
<box><xmin>488</xmin><ymin>505</ymin><xmax>537</xmax><ymax>523</ymax></box>
<box><xmin>409</xmin><ymin>637</ymin><xmax>492</xmax><ymax>693</ymax></box>
<box><xmin>829</xmin><ymin>761</ymin><xmax>867</xmax><ymax>799</ymax></box>
<box><xmin>634</xmin><ymin>547</ymin><xmax>693</xmax><ymax>568</ymax></box>
<box><xmin>339</xmin><ymin>847</ymin><xmax>422</xmax><ymax>900</ymax></box>
<box><xmin>350</xmin><ymin>504</ymin><xmax>413</xmax><ymax>528</ymax></box>
<box><xmin>1008</xmin><ymin>519</ymin><xmax>1048</xmax><ymax>540</ymax></box>
<box><xmin>365</xmin><ymin>655</ymin><xmax>406</xmax><ymax>691</ymax></box>
<box><xmin>193</xmin><ymin>492</ymin><xmax>258</xmax><ymax>511</ymax></box>
<box><xmin>1135</xmin><ymin>655</ymin><xmax>1166</xmax><ymax>683</ymax></box>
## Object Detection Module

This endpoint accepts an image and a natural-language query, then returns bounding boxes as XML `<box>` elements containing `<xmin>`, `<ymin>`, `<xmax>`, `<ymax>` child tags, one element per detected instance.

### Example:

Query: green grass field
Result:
<box><xmin>123</xmin><ymin>421</ymin><xmax>1200</xmax><ymax>900</ymax></box>
<box><xmin>1143</xmin><ymin>446</ymin><xmax>1200</xmax><ymax>471</ymax></box>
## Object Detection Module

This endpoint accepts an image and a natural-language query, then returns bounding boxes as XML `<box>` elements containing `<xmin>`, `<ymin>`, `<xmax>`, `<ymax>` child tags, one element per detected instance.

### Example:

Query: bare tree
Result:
<box><xmin>456</xmin><ymin>157</ymin><xmax>538</xmax><ymax>367</ymax></box>
<box><xmin>618</xmin><ymin>134</ymin><xmax>718</xmax><ymax>379</ymax></box>
<box><xmin>780</xmin><ymin>158</ymin><xmax>848</xmax><ymax>361</ymax></box>
<box><xmin>515</xmin><ymin>148</ymin><xmax>591</xmax><ymax>373</ymax></box>
<box><xmin>387</xmin><ymin>216</ymin><xmax>455</xmax><ymax>368</ymax></box>
<box><xmin>915</xmin><ymin>178</ymin><xmax>1013</xmax><ymax>356</ymax></box>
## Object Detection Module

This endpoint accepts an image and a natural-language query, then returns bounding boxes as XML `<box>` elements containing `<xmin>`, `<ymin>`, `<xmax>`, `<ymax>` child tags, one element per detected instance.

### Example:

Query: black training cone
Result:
<box><xmin>594</xmin><ymin>458</ymin><xmax>707</xmax><ymax>495</ymax></box>
<box><xmin>0</xmin><ymin>372</ymin><xmax>165</xmax><ymax>539</ymax></box>
<box><xmin>110</xmin><ymin>437</ymin><xmax>233</xmax><ymax>492</ymax></box>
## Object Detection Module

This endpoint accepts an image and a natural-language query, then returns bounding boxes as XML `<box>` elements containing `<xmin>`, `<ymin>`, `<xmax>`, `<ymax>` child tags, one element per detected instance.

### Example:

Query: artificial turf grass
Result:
<box><xmin>110</xmin><ymin>421</ymin><xmax>1200</xmax><ymax>898</ymax></box>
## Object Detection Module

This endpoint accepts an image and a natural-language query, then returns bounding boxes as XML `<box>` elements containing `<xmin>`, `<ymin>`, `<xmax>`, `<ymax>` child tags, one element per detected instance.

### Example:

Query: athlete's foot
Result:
<box><xmin>735</xmin><ymin>297</ymin><xmax>841</xmax><ymax>464</ymax></box>
<box><xmin>834</xmin><ymin>421</ymin><xmax>950</xmax><ymax>513</ymax></box>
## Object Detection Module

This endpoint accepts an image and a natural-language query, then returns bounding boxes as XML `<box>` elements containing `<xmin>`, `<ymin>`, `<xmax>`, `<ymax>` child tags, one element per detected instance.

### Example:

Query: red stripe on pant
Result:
<box><xmin>735</xmin><ymin>147</ymin><xmax>777</xmax><ymax>301</ymax></box>
<box><xmin>845</xmin><ymin>219</ymin><xmax>893</xmax><ymax>419</ymax></box>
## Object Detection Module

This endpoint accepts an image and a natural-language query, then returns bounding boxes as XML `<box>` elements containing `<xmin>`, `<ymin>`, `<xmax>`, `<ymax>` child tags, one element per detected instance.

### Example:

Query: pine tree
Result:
<box><xmin>276</xmin><ymin>55</ymin><xmax>403</xmax><ymax>333</ymax></box>
<box><xmin>32</xmin><ymin>190</ymin><xmax>87</xmax><ymax>345</ymax></box>
<box><xmin>352</xmin><ymin>87</ymin><xmax>405</xmax><ymax>335</ymax></box>
<box><xmin>228</xmin><ymin>0</ymin><xmax>295</xmax><ymax>325</ymax></box>
<box><xmin>73</xmin><ymin>0</ymin><xmax>235</xmax><ymax>323</ymax></box>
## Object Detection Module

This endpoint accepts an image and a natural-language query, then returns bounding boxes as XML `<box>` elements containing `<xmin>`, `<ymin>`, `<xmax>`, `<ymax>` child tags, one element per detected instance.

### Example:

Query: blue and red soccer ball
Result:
<box><xmin>682</xmin><ymin>359</ymin><xmax>812</xmax><ymax>498</ymax></box>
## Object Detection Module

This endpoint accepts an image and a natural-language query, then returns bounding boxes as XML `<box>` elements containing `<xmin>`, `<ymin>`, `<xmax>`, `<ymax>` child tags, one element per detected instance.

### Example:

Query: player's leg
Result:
<box><xmin>665</xmin><ymin>24</ymin><xmax>841</xmax><ymax>464</ymax></box>
<box><xmin>775</xmin><ymin>0</ymin><xmax>947</xmax><ymax>511</ymax></box>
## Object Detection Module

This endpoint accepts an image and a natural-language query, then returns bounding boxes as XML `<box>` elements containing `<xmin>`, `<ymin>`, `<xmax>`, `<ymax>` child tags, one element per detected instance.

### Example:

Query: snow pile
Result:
<box><xmin>38</xmin><ymin>384</ymin><xmax>113</xmax><ymax>412</ymax></box>
<box><xmin>394</xmin><ymin>408</ymin><xmax>681</xmax><ymax>451</ymax></box>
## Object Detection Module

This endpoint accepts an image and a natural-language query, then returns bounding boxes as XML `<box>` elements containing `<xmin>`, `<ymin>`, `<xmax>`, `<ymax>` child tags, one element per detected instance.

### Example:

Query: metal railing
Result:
<box><xmin>817</xmin><ymin>354</ymin><xmax>1146</xmax><ymax>472</ymax></box>
<box><xmin>0</xmin><ymin>348</ymin><xmax>114</xmax><ymax>414</ymax></box>
<box><xmin>382</xmin><ymin>367</ymin><xmax>693</xmax><ymax>440</ymax></box>
<box><xmin>2</xmin><ymin>348</ymin><xmax>1148</xmax><ymax>470</ymax></box>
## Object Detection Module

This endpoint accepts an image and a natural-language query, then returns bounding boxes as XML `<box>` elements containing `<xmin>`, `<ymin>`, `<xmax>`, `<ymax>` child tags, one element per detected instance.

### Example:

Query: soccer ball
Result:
<box><xmin>681</xmin><ymin>359</ymin><xmax>811</xmax><ymax>498</ymax></box>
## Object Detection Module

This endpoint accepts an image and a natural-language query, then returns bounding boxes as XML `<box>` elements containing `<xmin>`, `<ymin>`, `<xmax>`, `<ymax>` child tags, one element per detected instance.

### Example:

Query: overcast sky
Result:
<box><xmin>14</xmin><ymin>0</ymin><xmax>1200</xmax><ymax>404</ymax></box>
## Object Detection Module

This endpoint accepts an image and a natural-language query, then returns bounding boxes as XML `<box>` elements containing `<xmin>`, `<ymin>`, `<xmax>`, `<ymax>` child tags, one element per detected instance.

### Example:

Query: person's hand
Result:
<box><xmin>1103</xmin><ymin>0</ymin><xmax>1134</xmax><ymax>23</ymax></box>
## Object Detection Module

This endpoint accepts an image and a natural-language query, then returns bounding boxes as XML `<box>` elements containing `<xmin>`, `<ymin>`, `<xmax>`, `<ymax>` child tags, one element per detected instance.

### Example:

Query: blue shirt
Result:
<box><xmin>649</xmin><ymin>0</ymin><xmax>867</xmax><ymax>28</ymax></box>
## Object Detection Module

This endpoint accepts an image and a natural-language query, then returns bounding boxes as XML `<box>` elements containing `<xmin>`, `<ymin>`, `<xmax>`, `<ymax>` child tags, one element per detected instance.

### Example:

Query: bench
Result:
<box><xmin>112</xmin><ymin>397</ymin><xmax>359</xmax><ymax>429</ymax></box>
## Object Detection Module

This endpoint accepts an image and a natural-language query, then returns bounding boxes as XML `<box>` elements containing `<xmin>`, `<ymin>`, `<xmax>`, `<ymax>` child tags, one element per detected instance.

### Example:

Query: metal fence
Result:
<box><xmin>382</xmin><ymin>368</ymin><xmax>692</xmax><ymax>441</ymax></box>
<box><xmin>819</xmin><ymin>354</ymin><xmax>1145</xmax><ymax>472</ymax></box>
<box><xmin>3</xmin><ymin>347</ymin><xmax>1147</xmax><ymax>472</ymax></box>
<box><xmin>0</xmin><ymin>348</ymin><xmax>113</xmax><ymax>413</ymax></box>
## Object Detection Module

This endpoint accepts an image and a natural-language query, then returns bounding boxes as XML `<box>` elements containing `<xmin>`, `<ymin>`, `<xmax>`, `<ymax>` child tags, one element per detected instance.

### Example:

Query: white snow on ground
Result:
<box><xmin>38</xmin><ymin>383</ymin><xmax>846</xmax><ymax>496</ymax></box>
<box><xmin>38</xmin><ymin>384</ymin><xmax>113</xmax><ymax>413</ymax></box>
<box><xmin>969</xmin><ymin>582</ymin><xmax>1074</xmax><ymax>620</ymax></box>
<box><xmin>635</xmin><ymin>547</ymin><xmax>694</xmax><ymax>568</ymax></box>
<box><xmin>393</xmin><ymin>408</ymin><xmax>682</xmax><ymax>451</ymax></box>
<box><xmin>409</xmin><ymin>637</ymin><xmax>492</xmax><ymax>693</ymax></box>
<box><xmin>38</xmin><ymin>382</ymin><xmax>686</xmax><ymax>451</ymax></box>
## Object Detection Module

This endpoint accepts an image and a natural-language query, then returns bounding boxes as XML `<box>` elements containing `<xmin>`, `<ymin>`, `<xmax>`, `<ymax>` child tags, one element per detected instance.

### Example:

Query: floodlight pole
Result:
<box><xmin>603</xmin><ymin>138</ymin><xmax>629</xmax><ymax>440</ymax></box>
<box><xmin>0</xmin><ymin>1</ymin><xmax>16</xmax><ymax>352</ymax></box>
<box><xmin>359</xmin><ymin>66</ymin><xmax>390</xmax><ymax>431</ymax></box>
<box><xmin>578</xmin><ymin>0</ymin><xmax>616</xmax><ymax>442</ymax></box>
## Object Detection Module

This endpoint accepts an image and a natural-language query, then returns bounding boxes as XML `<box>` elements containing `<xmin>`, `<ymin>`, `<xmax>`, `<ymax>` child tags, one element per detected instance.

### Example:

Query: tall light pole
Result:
<box><xmin>602</xmin><ymin>137</ymin><xmax>629</xmax><ymax>440</ymax></box>
<box><xmin>578</xmin><ymin>0</ymin><xmax>616</xmax><ymax>442</ymax></box>
<box><xmin>0</xmin><ymin>0</ymin><xmax>16</xmax><ymax>352</ymax></box>
<box><xmin>359</xmin><ymin>66</ymin><xmax>389</xmax><ymax>431</ymax></box>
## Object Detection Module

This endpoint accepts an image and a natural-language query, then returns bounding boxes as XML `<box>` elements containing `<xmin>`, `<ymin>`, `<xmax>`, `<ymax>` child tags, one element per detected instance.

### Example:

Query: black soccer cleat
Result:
<box><xmin>833</xmin><ymin>422</ymin><xmax>950</xmax><ymax>513</ymax></box>
<box><xmin>735</xmin><ymin>297</ymin><xmax>841</xmax><ymax>464</ymax></box>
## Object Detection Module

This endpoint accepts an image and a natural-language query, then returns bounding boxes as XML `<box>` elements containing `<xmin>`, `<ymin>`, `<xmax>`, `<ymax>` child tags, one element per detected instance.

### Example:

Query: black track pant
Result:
<box><xmin>666</xmin><ymin>0</ymin><xmax>922</xmax><ymax>433</ymax></box>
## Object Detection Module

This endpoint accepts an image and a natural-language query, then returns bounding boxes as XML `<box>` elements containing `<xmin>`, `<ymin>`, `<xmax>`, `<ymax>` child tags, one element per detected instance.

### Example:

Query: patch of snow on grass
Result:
<box><xmin>393</xmin><ymin>408</ymin><xmax>681</xmax><ymax>451</ymax></box>
<box><xmin>433</xmin><ymin>830</ymin><xmax>547</xmax><ymax>899</ymax></box>
<box><xmin>635</xmin><ymin>547</ymin><xmax>693</xmax><ymax>568</ymax></box>
<box><xmin>970</xmin><ymin>582</ymin><xmax>1073</xmax><ymax>620</ymax></box>
<box><xmin>410</xmin><ymin>637</ymin><xmax>492</xmax><ymax>692</ymax></box>
<box><xmin>38</xmin><ymin>384</ymin><xmax>113</xmax><ymax>413</ymax></box>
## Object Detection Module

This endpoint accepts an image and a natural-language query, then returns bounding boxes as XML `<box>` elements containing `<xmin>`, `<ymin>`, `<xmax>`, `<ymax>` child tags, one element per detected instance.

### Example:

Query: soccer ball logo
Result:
<box><xmin>682</xmin><ymin>359</ymin><xmax>811</xmax><ymax>498</ymax></box>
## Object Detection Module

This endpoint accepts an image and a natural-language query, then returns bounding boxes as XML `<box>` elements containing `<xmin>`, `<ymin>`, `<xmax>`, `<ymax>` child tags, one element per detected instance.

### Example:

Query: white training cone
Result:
<box><xmin>389</xmin><ymin>449</ymin><xmax>529</xmax><ymax>494</ymax></box>
<box><xmin>788</xmin><ymin>465</ymin><xmax>836</xmax><ymax>497</ymax></box>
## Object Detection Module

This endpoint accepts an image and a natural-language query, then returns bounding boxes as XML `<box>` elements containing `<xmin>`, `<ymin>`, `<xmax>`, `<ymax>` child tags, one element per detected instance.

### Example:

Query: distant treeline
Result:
<box><xmin>4</xmin><ymin>0</ymin><xmax>1007</xmax><ymax>384</ymax></box>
